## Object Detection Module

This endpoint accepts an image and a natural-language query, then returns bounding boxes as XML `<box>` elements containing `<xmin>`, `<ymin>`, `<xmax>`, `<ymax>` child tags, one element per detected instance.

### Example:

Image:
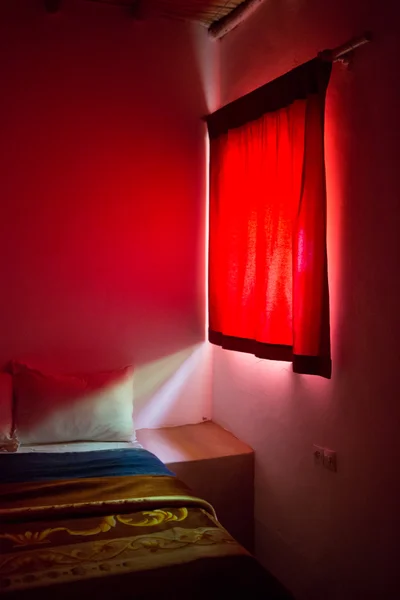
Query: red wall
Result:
<box><xmin>0</xmin><ymin>1</ymin><xmax>212</xmax><ymax>426</ymax></box>
<box><xmin>212</xmin><ymin>0</ymin><xmax>400</xmax><ymax>598</ymax></box>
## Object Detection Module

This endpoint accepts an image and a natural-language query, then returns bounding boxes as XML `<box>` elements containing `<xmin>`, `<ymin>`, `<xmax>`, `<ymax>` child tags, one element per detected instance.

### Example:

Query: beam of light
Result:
<box><xmin>191</xmin><ymin>21</ymin><xmax>221</xmax><ymax>115</ymax></box>
<box><xmin>134</xmin><ymin>344</ymin><xmax>212</xmax><ymax>429</ymax></box>
<box><xmin>204</xmin><ymin>129</ymin><xmax>210</xmax><ymax>336</ymax></box>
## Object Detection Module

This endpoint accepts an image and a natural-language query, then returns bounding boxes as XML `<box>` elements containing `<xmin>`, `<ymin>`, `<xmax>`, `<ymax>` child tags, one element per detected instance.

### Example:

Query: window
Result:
<box><xmin>207</xmin><ymin>58</ymin><xmax>332</xmax><ymax>377</ymax></box>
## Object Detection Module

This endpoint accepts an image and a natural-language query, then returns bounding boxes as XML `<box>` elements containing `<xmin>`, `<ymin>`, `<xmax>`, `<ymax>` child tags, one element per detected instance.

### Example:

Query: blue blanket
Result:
<box><xmin>0</xmin><ymin>448</ymin><xmax>174</xmax><ymax>484</ymax></box>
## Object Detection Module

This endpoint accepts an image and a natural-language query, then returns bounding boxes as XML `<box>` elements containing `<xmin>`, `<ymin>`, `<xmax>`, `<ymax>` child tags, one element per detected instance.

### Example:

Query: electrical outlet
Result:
<box><xmin>313</xmin><ymin>445</ymin><xmax>338</xmax><ymax>472</ymax></box>
<box><xmin>323</xmin><ymin>449</ymin><xmax>337</xmax><ymax>472</ymax></box>
<box><xmin>313</xmin><ymin>444</ymin><xmax>324</xmax><ymax>466</ymax></box>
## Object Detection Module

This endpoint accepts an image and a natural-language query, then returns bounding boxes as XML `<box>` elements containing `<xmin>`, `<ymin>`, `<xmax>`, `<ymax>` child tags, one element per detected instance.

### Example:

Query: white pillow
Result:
<box><xmin>12</xmin><ymin>363</ymin><xmax>135</xmax><ymax>445</ymax></box>
<box><xmin>0</xmin><ymin>373</ymin><xmax>19</xmax><ymax>452</ymax></box>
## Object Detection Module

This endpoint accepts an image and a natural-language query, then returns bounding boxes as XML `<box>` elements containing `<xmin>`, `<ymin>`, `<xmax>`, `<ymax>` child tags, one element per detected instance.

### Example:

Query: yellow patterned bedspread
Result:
<box><xmin>0</xmin><ymin>475</ymin><xmax>287</xmax><ymax>599</ymax></box>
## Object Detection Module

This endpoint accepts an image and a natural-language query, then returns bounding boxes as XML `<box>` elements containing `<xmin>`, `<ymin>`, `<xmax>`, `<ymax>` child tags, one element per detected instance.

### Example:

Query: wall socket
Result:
<box><xmin>313</xmin><ymin>445</ymin><xmax>337</xmax><ymax>472</ymax></box>
<box><xmin>313</xmin><ymin>444</ymin><xmax>325</xmax><ymax>466</ymax></box>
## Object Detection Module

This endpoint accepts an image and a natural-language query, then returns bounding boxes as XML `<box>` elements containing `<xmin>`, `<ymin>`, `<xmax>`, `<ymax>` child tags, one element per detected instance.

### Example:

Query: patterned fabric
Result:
<box><xmin>0</xmin><ymin>475</ymin><xmax>292</xmax><ymax>599</ymax></box>
<box><xmin>0</xmin><ymin>506</ymin><xmax>240</xmax><ymax>593</ymax></box>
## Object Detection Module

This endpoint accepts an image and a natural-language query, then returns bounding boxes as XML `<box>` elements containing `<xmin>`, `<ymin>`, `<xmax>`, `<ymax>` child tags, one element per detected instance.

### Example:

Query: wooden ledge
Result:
<box><xmin>136</xmin><ymin>421</ymin><xmax>253</xmax><ymax>465</ymax></box>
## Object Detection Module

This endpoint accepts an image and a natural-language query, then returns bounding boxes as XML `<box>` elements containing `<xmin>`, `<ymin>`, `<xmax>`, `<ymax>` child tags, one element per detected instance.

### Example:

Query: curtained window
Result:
<box><xmin>206</xmin><ymin>58</ymin><xmax>332</xmax><ymax>378</ymax></box>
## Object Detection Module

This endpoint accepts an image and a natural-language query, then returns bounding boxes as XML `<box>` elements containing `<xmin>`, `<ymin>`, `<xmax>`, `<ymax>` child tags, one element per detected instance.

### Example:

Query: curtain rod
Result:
<box><xmin>202</xmin><ymin>32</ymin><xmax>372</xmax><ymax>123</ymax></box>
<box><xmin>320</xmin><ymin>32</ymin><xmax>372</xmax><ymax>63</ymax></box>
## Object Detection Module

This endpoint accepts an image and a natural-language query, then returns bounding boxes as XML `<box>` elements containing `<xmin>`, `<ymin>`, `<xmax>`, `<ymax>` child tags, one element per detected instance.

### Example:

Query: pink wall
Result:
<box><xmin>0</xmin><ymin>0</ymin><xmax>213</xmax><ymax>427</ymax></box>
<box><xmin>212</xmin><ymin>1</ymin><xmax>399</xmax><ymax>598</ymax></box>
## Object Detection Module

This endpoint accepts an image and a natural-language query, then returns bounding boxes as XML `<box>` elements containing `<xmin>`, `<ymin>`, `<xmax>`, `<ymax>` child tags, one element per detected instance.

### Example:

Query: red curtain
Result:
<box><xmin>208</xmin><ymin>59</ymin><xmax>331</xmax><ymax>377</ymax></box>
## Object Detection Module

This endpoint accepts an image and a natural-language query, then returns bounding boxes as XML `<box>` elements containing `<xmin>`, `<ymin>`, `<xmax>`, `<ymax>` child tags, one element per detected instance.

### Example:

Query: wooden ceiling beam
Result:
<box><xmin>209</xmin><ymin>0</ymin><xmax>267</xmax><ymax>39</ymax></box>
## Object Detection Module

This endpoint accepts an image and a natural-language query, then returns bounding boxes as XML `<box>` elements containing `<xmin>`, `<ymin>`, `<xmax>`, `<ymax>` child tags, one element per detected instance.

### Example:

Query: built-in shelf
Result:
<box><xmin>136</xmin><ymin>421</ymin><xmax>254</xmax><ymax>551</ymax></box>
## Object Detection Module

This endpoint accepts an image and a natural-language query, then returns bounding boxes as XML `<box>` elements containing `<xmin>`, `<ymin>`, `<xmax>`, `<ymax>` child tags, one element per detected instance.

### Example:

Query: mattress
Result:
<box><xmin>17</xmin><ymin>440</ymin><xmax>143</xmax><ymax>453</ymax></box>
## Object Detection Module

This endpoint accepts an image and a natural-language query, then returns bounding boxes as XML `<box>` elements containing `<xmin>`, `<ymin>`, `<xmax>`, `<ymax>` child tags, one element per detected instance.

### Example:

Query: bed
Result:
<box><xmin>0</xmin><ymin>364</ymin><xmax>292</xmax><ymax>598</ymax></box>
<box><xmin>0</xmin><ymin>446</ymin><xmax>292</xmax><ymax>599</ymax></box>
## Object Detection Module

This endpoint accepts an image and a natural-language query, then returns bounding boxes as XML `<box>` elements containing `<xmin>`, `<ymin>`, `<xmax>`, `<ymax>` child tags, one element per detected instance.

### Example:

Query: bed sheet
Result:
<box><xmin>17</xmin><ymin>440</ymin><xmax>143</xmax><ymax>453</ymax></box>
<box><xmin>1</xmin><ymin>448</ymin><xmax>173</xmax><ymax>485</ymax></box>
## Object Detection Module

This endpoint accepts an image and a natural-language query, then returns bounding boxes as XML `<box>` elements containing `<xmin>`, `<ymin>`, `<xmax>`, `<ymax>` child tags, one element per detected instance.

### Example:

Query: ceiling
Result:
<box><xmin>88</xmin><ymin>0</ymin><xmax>247</xmax><ymax>27</ymax></box>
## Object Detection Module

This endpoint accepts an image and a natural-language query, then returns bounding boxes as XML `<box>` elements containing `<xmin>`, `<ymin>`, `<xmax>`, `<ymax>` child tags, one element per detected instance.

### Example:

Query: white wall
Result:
<box><xmin>0</xmin><ymin>0</ymin><xmax>217</xmax><ymax>428</ymax></box>
<box><xmin>212</xmin><ymin>1</ymin><xmax>400</xmax><ymax>598</ymax></box>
